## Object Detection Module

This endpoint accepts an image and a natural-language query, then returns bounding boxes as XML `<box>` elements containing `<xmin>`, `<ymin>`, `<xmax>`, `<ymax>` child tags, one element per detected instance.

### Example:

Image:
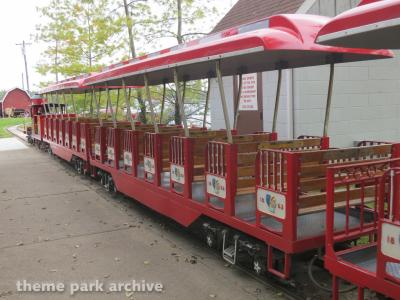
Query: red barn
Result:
<box><xmin>0</xmin><ymin>88</ymin><xmax>31</xmax><ymax>117</ymax></box>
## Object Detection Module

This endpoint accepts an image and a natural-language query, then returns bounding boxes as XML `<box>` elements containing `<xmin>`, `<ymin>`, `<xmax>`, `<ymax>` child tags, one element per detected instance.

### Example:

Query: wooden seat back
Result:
<box><xmin>297</xmin><ymin>144</ymin><xmax>393</xmax><ymax>213</ymax></box>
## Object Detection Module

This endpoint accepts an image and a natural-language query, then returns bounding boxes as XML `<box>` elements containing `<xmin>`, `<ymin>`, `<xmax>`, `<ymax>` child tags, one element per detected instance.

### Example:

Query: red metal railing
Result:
<box><xmin>122</xmin><ymin>130</ymin><xmax>139</xmax><ymax>176</ymax></box>
<box><xmin>106</xmin><ymin>127</ymin><xmax>122</xmax><ymax>169</ymax></box>
<box><xmin>256</xmin><ymin>143</ymin><xmax>398</xmax><ymax>242</ymax></box>
<box><xmin>93</xmin><ymin>126</ymin><xmax>107</xmax><ymax>162</ymax></box>
<box><xmin>377</xmin><ymin>168</ymin><xmax>400</xmax><ymax>284</ymax></box>
<box><xmin>257</xmin><ymin>150</ymin><xmax>287</xmax><ymax>192</ymax></box>
<box><xmin>52</xmin><ymin>118</ymin><xmax>58</xmax><ymax>142</ymax></box>
<box><xmin>325</xmin><ymin>160</ymin><xmax>392</xmax><ymax>244</ymax></box>
<box><xmin>206</xmin><ymin>141</ymin><xmax>227</xmax><ymax>177</ymax></box>
<box><xmin>144</xmin><ymin>132</ymin><xmax>159</xmax><ymax>184</ymax></box>
<box><xmin>58</xmin><ymin>119</ymin><xmax>65</xmax><ymax>145</ymax></box>
<box><xmin>64</xmin><ymin>120</ymin><xmax>72</xmax><ymax>149</ymax></box>
<box><xmin>170</xmin><ymin>136</ymin><xmax>185</xmax><ymax>166</ymax></box>
<box><xmin>71</xmin><ymin>121</ymin><xmax>80</xmax><ymax>151</ymax></box>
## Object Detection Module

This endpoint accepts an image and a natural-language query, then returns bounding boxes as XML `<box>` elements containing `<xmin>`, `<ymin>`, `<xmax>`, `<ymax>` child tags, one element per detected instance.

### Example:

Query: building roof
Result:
<box><xmin>0</xmin><ymin>88</ymin><xmax>31</xmax><ymax>103</ymax></box>
<box><xmin>211</xmin><ymin>0</ymin><xmax>305</xmax><ymax>33</ymax></box>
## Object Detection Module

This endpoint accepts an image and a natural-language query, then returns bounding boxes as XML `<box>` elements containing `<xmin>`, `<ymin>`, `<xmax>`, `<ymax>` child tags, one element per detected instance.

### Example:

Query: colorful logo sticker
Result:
<box><xmin>206</xmin><ymin>174</ymin><xmax>226</xmax><ymax>198</ymax></box>
<box><xmin>171</xmin><ymin>164</ymin><xmax>185</xmax><ymax>184</ymax></box>
<box><xmin>381</xmin><ymin>222</ymin><xmax>400</xmax><ymax>260</ymax></box>
<box><xmin>257</xmin><ymin>188</ymin><xmax>286</xmax><ymax>220</ymax></box>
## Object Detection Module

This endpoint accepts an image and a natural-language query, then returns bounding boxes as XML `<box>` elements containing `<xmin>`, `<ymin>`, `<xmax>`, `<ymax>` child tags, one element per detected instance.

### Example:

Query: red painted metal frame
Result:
<box><xmin>34</xmin><ymin>11</ymin><xmax>397</xmax><ymax>286</ymax></box>
<box><xmin>325</xmin><ymin>158</ymin><xmax>400</xmax><ymax>300</ymax></box>
<box><xmin>36</xmin><ymin>117</ymin><xmax>400</xmax><ymax>284</ymax></box>
<box><xmin>83</xmin><ymin>14</ymin><xmax>391</xmax><ymax>87</ymax></box>
<box><xmin>316</xmin><ymin>0</ymin><xmax>400</xmax><ymax>49</ymax></box>
<box><xmin>253</xmin><ymin>137</ymin><xmax>329</xmax><ymax>261</ymax></box>
<box><xmin>317</xmin><ymin>0</ymin><xmax>400</xmax><ymax>39</ymax></box>
<box><xmin>169</xmin><ymin>130</ymin><xmax>232</xmax><ymax>198</ymax></box>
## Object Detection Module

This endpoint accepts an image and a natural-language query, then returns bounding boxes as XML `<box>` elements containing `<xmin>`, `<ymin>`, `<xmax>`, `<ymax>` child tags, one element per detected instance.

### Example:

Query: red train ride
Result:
<box><xmin>27</xmin><ymin>8</ymin><xmax>400</xmax><ymax>300</ymax></box>
<box><xmin>315</xmin><ymin>0</ymin><xmax>400</xmax><ymax>299</ymax></box>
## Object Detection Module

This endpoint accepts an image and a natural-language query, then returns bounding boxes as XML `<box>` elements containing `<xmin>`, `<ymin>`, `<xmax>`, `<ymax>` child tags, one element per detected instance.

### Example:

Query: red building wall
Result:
<box><xmin>1</xmin><ymin>88</ymin><xmax>31</xmax><ymax>116</ymax></box>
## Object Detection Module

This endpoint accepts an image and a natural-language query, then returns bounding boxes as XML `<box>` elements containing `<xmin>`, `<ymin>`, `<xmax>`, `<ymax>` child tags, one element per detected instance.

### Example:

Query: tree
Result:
<box><xmin>143</xmin><ymin>0</ymin><xmax>219</xmax><ymax>125</ymax></box>
<box><xmin>122</xmin><ymin>0</ymin><xmax>152</xmax><ymax>124</ymax></box>
<box><xmin>36</xmin><ymin>0</ymin><xmax>125</xmax><ymax>80</ymax></box>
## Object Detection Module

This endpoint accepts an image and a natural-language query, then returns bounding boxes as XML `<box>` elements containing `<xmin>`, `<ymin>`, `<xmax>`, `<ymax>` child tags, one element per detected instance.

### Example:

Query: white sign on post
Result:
<box><xmin>239</xmin><ymin>73</ymin><xmax>258</xmax><ymax>111</ymax></box>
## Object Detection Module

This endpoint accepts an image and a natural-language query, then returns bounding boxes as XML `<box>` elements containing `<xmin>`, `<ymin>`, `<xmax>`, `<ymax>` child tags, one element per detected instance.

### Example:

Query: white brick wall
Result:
<box><xmin>294</xmin><ymin>0</ymin><xmax>400</xmax><ymax>147</ymax></box>
<box><xmin>209</xmin><ymin>77</ymin><xmax>235</xmax><ymax>130</ymax></box>
<box><xmin>209</xmin><ymin>0</ymin><xmax>400</xmax><ymax>147</ymax></box>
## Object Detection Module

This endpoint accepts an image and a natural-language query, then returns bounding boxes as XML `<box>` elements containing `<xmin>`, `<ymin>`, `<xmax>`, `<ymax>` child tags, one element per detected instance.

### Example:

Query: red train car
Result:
<box><xmin>316</xmin><ymin>1</ymin><xmax>400</xmax><ymax>299</ymax></box>
<box><xmin>27</xmin><ymin>11</ymin><xmax>398</xmax><ymax>299</ymax></box>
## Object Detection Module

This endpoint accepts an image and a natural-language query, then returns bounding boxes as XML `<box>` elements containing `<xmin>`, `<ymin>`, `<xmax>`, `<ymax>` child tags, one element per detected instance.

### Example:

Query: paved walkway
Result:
<box><xmin>0</xmin><ymin>140</ymin><xmax>285</xmax><ymax>299</ymax></box>
<box><xmin>0</xmin><ymin>137</ymin><xmax>27</xmax><ymax>151</ymax></box>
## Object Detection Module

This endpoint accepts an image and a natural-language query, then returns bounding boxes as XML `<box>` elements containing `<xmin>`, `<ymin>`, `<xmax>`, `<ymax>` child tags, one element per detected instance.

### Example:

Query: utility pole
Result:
<box><xmin>16</xmin><ymin>40</ymin><xmax>31</xmax><ymax>92</ymax></box>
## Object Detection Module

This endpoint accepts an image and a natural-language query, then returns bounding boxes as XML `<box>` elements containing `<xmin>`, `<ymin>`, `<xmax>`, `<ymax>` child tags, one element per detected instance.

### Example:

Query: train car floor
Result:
<box><xmin>340</xmin><ymin>245</ymin><xmax>400</xmax><ymax>279</ymax></box>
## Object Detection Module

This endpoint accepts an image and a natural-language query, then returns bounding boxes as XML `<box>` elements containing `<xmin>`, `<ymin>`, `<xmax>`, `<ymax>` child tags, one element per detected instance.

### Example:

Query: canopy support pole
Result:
<box><xmin>203</xmin><ymin>78</ymin><xmax>210</xmax><ymax>128</ymax></box>
<box><xmin>90</xmin><ymin>89</ymin><xmax>94</xmax><ymax>117</ymax></box>
<box><xmin>96</xmin><ymin>89</ymin><xmax>103</xmax><ymax>126</ymax></box>
<box><xmin>115</xmin><ymin>89</ymin><xmax>120</xmax><ymax>120</ymax></box>
<box><xmin>63</xmin><ymin>92</ymin><xmax>68</xmax><ymax>120</ymax></box>
<box><xmin>58</xmin><ymin>93</ymin><xmax>63</xmax><ymax>117</ymax></box>
<box><xmin>144</xmin><ymin>74</ymin><xmax>159</xmax><ymax>133</ymax></box>
<box><xmin>82</xmin><ymin>91</ymin><xmax>87</xmax><ymax>117</ymax></box>
<box><xmin>106</xmin><ymin>84</ymin><xmax>116</xmax><ymax>128</ymax></box>
<box><xmin>70</xmin><ymin>90</ymin><xmax>78</xmax><ymax>121</ymax></box>
<box><xmin>216</xmin><ymin>61</ymin><xmax>233</xmax><ymax>144</ymax></box>
<box><xmin>323</xmin><ymin>63</ymin><xmax>335</xmax><ymax>137</ymax></box>
<box><xmin>174</xmin><ymin>68</ymin><xmax>189</xmax><ymax>137</ymax></box>
<box><xmin>272</xmin><ymin>69</ymin><xmax>282</xmax><ymax>133</ymax></box>
<box><xmin>122</xmin><ymin>80</ymin><xmax>135</xmax><ymax>130</ymax></box>
<box><xmin>52</xmin><ymin>94</ymin><xmax>56</xmax><ymax>114</ymax></box>
<box><xmin>234</xmin><ymin>73</ymin><xmax>243</xmax><ymax>129</ymax></box>
<box><xmin>160</xmin><ymin>82</ymin><xmax>166</xmax><ymax>124</ymax></box>
<box><xmin>43</xmin><ymin>93</ymin><xmax>48</xmax><ymax>116</ymax></box>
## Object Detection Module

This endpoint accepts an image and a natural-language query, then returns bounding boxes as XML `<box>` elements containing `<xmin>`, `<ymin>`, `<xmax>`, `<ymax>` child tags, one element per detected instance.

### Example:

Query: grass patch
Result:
<box><xmin>0</xmin><ymin>117</ymin><xmax>28</xmax><ymax>138</ymax></box>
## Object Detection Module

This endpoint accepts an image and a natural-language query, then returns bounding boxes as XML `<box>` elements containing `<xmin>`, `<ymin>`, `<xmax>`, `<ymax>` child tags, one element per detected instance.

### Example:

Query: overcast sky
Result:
<box><xmin>0</xmin><ymin>0</ymin><xmax>236</xmax><ymax>92</ymax></box>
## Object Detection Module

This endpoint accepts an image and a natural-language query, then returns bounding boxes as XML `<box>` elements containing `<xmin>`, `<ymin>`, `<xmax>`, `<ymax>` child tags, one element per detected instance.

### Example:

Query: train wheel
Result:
<box><xmin>205</xmin><ymin>232</ymin><xmax>216</xmax><ymax>248</ymax></box>
<box><xmin>107</xmin><ymin>175</ymin><xmax>117</xmax><ymax>194</ymax></box>
<box><xmin>253</xmin><ymin>255</ymin><xmax>266</xmax><ymax>275</ymax></box>
<box><xmin>100</xmin><ymin>172</ymin><xmax>106</xmax><ymax>186</ymax></box>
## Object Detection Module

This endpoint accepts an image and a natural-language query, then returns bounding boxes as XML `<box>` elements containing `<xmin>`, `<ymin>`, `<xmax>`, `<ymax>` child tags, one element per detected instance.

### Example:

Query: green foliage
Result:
<box><xmin>0</xmin><ymin>90</ymin><xmax>6</xmax><ymax>101</ymax></box>
<box><xmin>36</xmin><ymin>0</ymin><xmax>125</xmax><ymax>81</ymax></box>
<box><xmin>145</xmin><ymin>0</ymin><xmax>219</xmax><ymax>45</ymax></box>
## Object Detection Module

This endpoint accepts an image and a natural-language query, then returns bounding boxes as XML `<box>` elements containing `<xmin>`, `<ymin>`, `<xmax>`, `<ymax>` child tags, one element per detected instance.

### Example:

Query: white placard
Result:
<box><xmin>72</xmin><ymin>136</ymin><xmax>77</xmax><ymax>148</ymax></box>
<box><xmin>206</xmin><ymin>174</ymin><xmax>226</xmax><ymax>199</ymax></box>
<box><xmin>80</xmin><ymin>138</ymin><xmax>86</xmax><ymax>151</ymax></box>
<box><xmin>381</xmin><ymin>222</ymin><xmax>400</xmax><ymax>260</ymax></box>
<box><xmin>239</xmin><ymin>73</ymin><xmax>258</xmax><ymax>111</ymax></box>
<box><xmin>65</xmin><ymin>133</ymin><xmax>69</xmax><ymax>144</ymax></box>
<box><xmin>107</xmin><ymin>147</ymin><xmax>115</xmax><ymax>160</ymax></box>
<box><xmin>171</xmin><ymin>164</ymin><xmax>185</xmax><ymax>184</ymax></box>
<box><xmin>257</xmin><ymin>188</ymin><xmax>286</xmax><ymax>220</ymax></box>
<box><xmin>124</xmin><ymin>151</ymin><xmax>132</xmax><ymax>166</ymax></box>
<box><xmin>94</xmin><ymin>144</ymin><xmax>101</xmax><ymax>156</ymax></box>
<box><xmin>144</xmin><ymin>157</ymin><xmax>155</xmax><ymax>174</ymax></box>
